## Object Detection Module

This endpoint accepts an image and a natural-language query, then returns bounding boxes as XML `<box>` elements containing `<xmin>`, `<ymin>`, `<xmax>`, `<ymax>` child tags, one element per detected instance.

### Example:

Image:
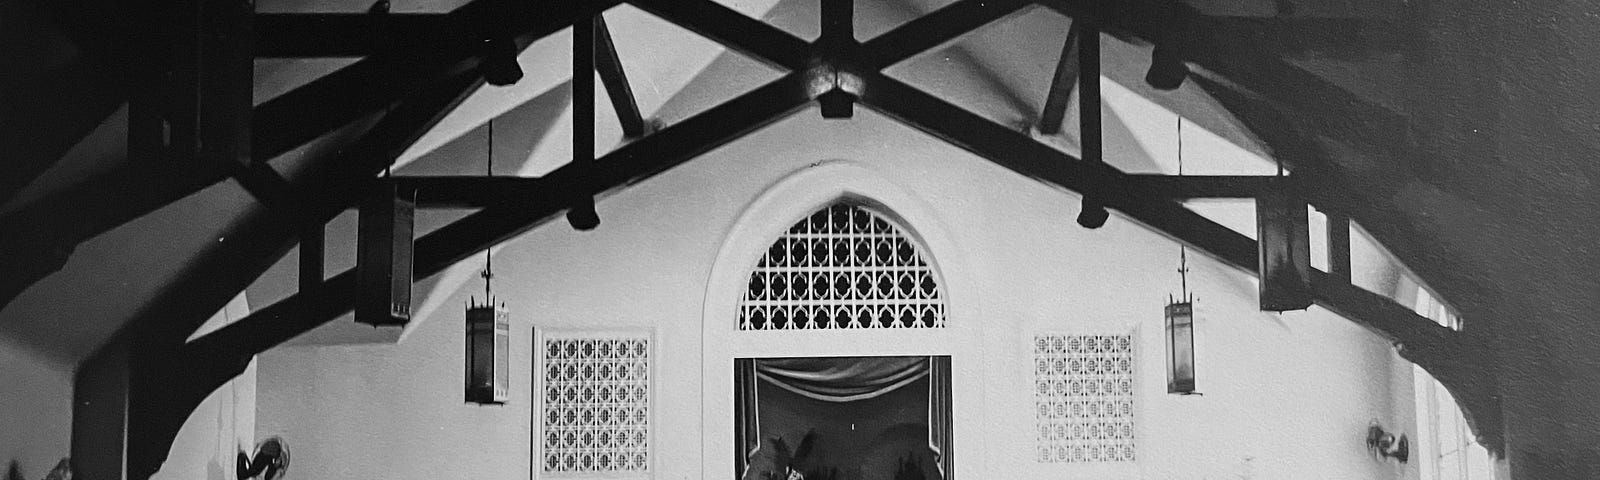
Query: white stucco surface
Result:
<box><xmin>259</xmin><ymin>98</ymin><xmax>1408</xmax><ymax>479</ymax></box>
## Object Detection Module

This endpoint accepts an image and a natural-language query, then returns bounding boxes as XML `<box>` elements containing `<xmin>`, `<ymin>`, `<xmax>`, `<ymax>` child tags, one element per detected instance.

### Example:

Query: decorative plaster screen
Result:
<box><xmin>539</xmin><ymin>333</ymin><xmax>650</xmax><ymax>474</ymax></box>
<box><xmin>1033</xmin><ymin>334</ymin><xmax>1136</xmax><ymax>463</ymax></box>
<box><xmin>740</xmin><ymin>203</ymin><xmax>946</xmax><ymax>330</ymax></box>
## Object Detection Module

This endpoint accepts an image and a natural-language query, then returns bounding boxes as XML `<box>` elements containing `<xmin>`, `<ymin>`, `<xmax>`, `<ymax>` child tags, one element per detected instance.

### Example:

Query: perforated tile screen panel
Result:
<box><xmin>740</xmin><ymin>204</ymin><xmax>946</xmax><ymax>330</ymax></box>
<box><xmin>1034</xmin><ymin>334</ymin><xmax>1136</xmax><ymax>463</ymax></box>
<box><xmin>540</xmin><ymin>335</ymin><xmax>650</xmax><ymax>474</ymax></box>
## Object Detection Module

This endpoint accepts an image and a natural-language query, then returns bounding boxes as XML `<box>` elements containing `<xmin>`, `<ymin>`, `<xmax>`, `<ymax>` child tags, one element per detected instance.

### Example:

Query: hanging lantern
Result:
<box><xmin>356</xmin><ymin>179</ymin><xmax>415</xmax><ymax>326</ymax></box>
<box><xmin>466</xmin><ymin>119</ymin><xmax>511</xmax><ymax>405</ymax></box>
<box><xmin>1165</xmin><ymin>118</ymin><xmax>1198</xmax><ymax>395</ymax></box>
<box><xmin>465</xmin><ymin>297</ymin><xmax>510</xmax><ymax>405</ymax></box>
<box><xmin>1165</xmin><ymin>296</ymin><xmax>1196</xmax><ymax>394</ymax></box>
<box><xmin>1256</xmin><ymin>177</ymin><xmax>1312</xmax><ymax>311</ymax></box>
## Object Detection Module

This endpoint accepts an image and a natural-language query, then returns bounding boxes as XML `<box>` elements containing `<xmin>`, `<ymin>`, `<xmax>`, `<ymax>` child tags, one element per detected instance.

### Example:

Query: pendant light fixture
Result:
<box><xmin>1166</xmin><ymin>116</ymin><xmax>1198</xmax><ymax>395</ymax></box>
<box><xmin>466</xmin><ymin>120</ymin><xmax>511</xmax><ymax>405</ymax></box>
<box><xmin>356</xmin><ymin>161</ymin><xmax>415</xmax><ymax>326</ymax></box>
<box><xmin>1256</xmin><ymin>134</ymin><xmax>1313</xmax><ymax>311</ymax></box>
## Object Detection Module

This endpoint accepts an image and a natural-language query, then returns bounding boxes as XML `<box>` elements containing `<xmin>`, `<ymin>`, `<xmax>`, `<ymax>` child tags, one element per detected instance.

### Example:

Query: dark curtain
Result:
<box><xmin>735</xmin><ymin>358</ymin><xmax>761</xmax><ymax>480</ymax></box>
<box><xmin>737</xmin><ymin>356</ymin><xmax>953</xmax><ymax>479</ymax></box>
<box><xmin>927</xmin><ymin>356</ymin><xmax>953</xmax><ymax>478</ymax></box>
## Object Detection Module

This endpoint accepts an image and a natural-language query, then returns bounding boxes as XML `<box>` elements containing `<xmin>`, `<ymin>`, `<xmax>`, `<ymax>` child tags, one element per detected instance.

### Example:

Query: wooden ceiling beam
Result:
<box><xmin>126</xmin><ymin>64</ymin><xmax>485</xmax><ymax>480</ymax></box>
<box><xmin>628</xmin><ymin>0</ymin><xmax>811</xmax><ymax>71</ymax></box>
<box><xmin>254</xmin><ymin>0</ymin><xmax>619</xmax><ymax>164</ymax></box>
<box><xmin>1036</xmin><ymin>23</ymin><xmax>1078</xmax><ymax>134</ymax></box>
<box><xmin>121</xmin><ymin>0</ymin><xmax>479</xmax><ymax>475</ymax></box>
<box><xmin>819</xmin><ymin>0</ymin><xmax>853</xmax><ymax>47</ymax></box>
<box><xmin>385</xmin><ymin>174</ymin><xmax>1276</xmax><ymax>210</ymax></box>
<box><xmin>858</xmin><ymin>0</ymin><xmax>1032</xmax><ymax>70</ymax></box>
<box><xmin>254</xmin><ymin>14</ymin><xmax>456</xmax><ymax>57</ymax></box>
<box><xmin>1123</xmin><ymin>174</ymin><xmax>1278</xmax><ymax>199</ymax></box>
<box><xmin>594</xmin><ymin>16</ymin><xmax>647</xmax><ymax>138</ymax></box>
<box><xmin>185</xmin><ymin>72</ymin><xmax>814</xmax><ymax>360</ymax></box>
<box><xmin>1077</xmin><ymin>21</ymin><xmax>1101</xmax><ymax>164</ymax></box>
<box><xmin>852</xmin><ymin>67</ymin><xmax>1501</xmax><ymax>453</ymax></box>
<box><xmin>0</xmin><ymin>0</ymin><xmax>616</xmax><ymax>311</ymax></box>
<box><xmin>569</xmin><ymin>14</ymin><xmax>600</xmax><ymax>230</ymax></box>
<box><xmin>853</xmin><ymin>66</ymin><xmax>1455</xmax><ymax>364</ymax></box>
<box><xmin>394</xmin><ymin>176</ymin><xmax>541</xmax><ymax>208</ymax></box>
<box><xmin>1326</xmin><ymin>212</ymin><xmax>1351</xmax><ymax>282</ymax></box>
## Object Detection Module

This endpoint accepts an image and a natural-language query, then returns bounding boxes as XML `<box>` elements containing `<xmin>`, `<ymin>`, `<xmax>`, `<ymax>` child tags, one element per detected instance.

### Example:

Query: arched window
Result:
<box><xmin>739</xmin><ymin>203</ymin><xmax>946</xmax><ymax>330</ymax></box>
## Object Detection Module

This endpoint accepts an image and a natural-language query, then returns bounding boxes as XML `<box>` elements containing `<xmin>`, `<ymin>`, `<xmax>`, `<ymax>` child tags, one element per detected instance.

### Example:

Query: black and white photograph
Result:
<box><xmin>0</xmin><ymin>0</ymin><xmax>1594</xmax><ymax>478</ymax></box>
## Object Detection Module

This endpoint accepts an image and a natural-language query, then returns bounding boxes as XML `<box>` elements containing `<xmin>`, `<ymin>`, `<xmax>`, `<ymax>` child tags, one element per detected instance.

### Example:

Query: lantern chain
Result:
<box><xmin>1176</xmin><ymin>116</ymin><xmax>1190</xmax><ymax>302</ymax></box>
<box><xmin>481</xmin><ymin>120</ymin><xmax>495</xmax><ymax>302</ymax></box>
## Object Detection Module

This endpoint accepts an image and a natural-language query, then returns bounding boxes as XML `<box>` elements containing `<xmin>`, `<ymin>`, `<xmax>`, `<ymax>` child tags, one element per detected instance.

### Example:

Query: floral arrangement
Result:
<box><xmin>748</xmin><ymin>430</ymin><xmax>837</xmax><ymax>480</ymax></box>
<box><xmin>747</xmin><ymin>430</ymin><xmax>934</xmax><ymax>480</ymax></box>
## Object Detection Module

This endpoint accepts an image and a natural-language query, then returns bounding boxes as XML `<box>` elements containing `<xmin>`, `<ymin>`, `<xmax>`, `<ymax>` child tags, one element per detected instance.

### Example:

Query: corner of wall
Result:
<box><xmin>0</xmin><ymin>333</ymin><xmax>75</xmax><ymax>480</ymax></box>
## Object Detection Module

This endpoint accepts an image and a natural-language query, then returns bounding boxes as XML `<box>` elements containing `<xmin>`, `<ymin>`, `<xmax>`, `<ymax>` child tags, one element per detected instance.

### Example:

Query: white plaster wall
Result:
<box><xmin>152</xmin><ymin>293</ymin><xmax>258</xmax><ymax>480</ymax></box>
<box><xmin>0</xmin><ymin>337</ymin><xmax>73</xmax><ymax>479</ymax></box>
<box><xmin>257</xmin><ymin>101</ymin><xmax>1406</xmax><ymax>480</ymax></box>
<box><xmin>257</xmin><ymin>304</ymin><xmax>538</xmax><ymax>479</ymax></box>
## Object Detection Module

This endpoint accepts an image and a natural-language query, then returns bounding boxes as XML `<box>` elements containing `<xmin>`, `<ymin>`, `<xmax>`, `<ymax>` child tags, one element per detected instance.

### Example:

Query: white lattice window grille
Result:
<box><xmin>739</xmin><ymin>203</ymin><xmax>946</xmax><ymax>330</ymax></box>
<box><xmin>1033</xmin><ymin>334</ymin><xmax>1136</xmax><ymax>464</ymax></box>
<box><xmin>539</xmin><ymin>333</ymin><xmax>650</xmax><ymax>475</ymax></box>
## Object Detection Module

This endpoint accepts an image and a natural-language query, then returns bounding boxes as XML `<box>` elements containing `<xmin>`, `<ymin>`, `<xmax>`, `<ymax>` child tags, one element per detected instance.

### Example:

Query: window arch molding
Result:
<box><xmin>699</xmin><ymin>159</ymin><xmax>986</xmax><ymax>480</ymax></box>
<box><xmin>700</xmin><ymin>159</ymin><xmax>979</xmax><ymax>340</ymax></box>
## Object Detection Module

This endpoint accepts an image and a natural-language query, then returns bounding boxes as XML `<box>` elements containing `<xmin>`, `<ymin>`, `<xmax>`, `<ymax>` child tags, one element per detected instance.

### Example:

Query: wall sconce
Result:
<box><xmin>1366</xmin><ymin>422</ymin><xmax>1410</xmax><ymax>463</ymax></box>
<box><xmin>807</xmin><ymin>63</ymin><xmax>863</xmax><ymax>119</ymax></box>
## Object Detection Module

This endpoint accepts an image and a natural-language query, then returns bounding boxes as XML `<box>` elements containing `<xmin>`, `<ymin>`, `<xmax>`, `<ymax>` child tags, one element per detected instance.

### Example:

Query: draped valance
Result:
<box><xmin>755</xmin><ymin>356</ymin><xmax>929</xmax><ymax>402</ymax></box>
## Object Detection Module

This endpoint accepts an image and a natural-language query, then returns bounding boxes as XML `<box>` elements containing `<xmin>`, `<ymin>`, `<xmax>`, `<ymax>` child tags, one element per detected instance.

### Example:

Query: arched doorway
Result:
<box><xmin>700</xmin><ymin>161</ymin><xmax>983</xmax><ymax>480</ymax></box>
